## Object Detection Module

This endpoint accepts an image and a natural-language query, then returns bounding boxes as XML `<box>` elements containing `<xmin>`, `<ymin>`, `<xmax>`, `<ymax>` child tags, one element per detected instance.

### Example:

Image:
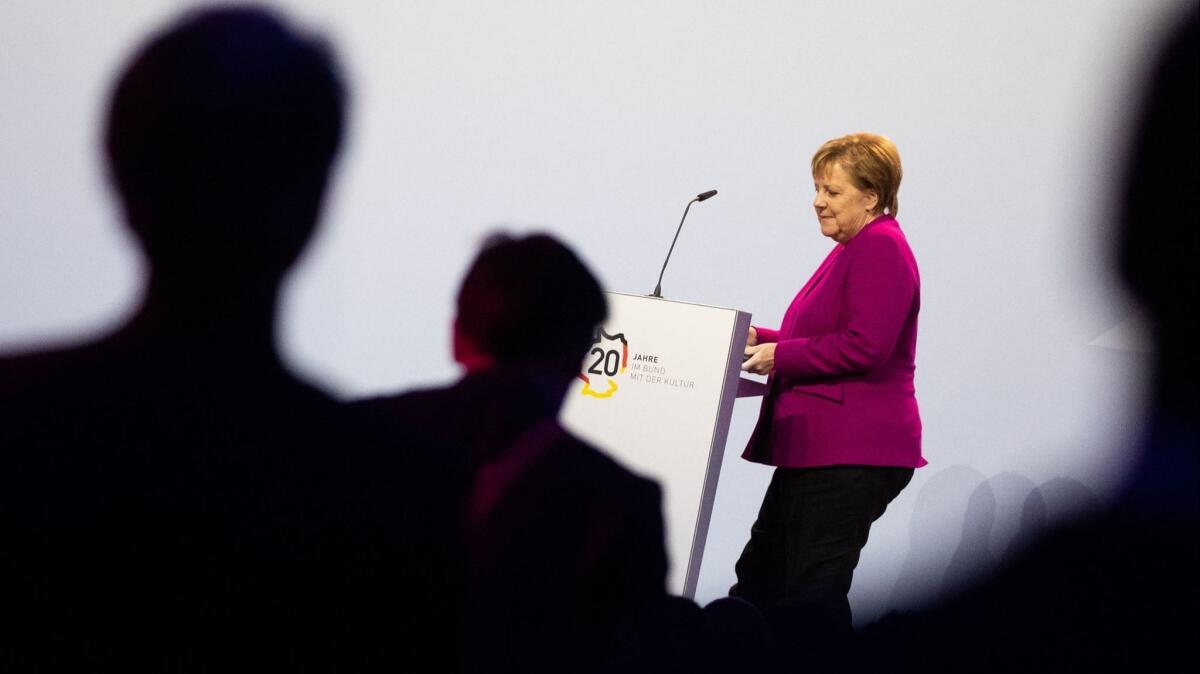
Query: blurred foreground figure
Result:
<box><xmin>0</xmin><ymin>8</ymin><xmax>458</xmax><ymax>669</ymax></box>
<box><xmin>854</xmin><ymin>9</ymin><xmax>1197</xmax><ymax>672</ymax></box>
<box><xmin>357</xmin><ymin>234</ymin><xmax>675</xmax><ymax>673</ymax></box>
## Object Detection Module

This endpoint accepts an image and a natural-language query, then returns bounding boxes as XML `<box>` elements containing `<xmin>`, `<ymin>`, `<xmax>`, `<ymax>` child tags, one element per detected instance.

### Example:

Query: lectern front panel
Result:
<box><xmin>561</xmin><ymin>292</ymin><xmax>749</xmax><ymax>596</ymax></box>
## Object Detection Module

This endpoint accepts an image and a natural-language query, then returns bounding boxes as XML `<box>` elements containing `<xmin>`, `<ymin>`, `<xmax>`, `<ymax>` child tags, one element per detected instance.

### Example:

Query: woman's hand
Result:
<box><xmin>742</xmin><ymin>342</ymin><xmax>775</xmax><ymax>375</ymax></box>
<box><xmin>746</xmin><ymin>326</ymin><xmax>758</xmax><ymax>347</ymax></box>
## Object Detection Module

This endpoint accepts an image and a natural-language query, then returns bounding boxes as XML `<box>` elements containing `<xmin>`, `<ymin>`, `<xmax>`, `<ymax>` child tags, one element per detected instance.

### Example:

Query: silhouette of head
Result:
<box><xmin>105</xmin><ymin>7</ymin><xmax>345</xmax><ymax>288</ymax></box>
<box><xmin>454</xmin><ymin>233</ymin><xmax>606</xmax><ymax>378</ymax></box>
<box><xmin>1118</xmin><ymin>10</ymin><xmax>1197</xmax><ymax>414</ymax></box>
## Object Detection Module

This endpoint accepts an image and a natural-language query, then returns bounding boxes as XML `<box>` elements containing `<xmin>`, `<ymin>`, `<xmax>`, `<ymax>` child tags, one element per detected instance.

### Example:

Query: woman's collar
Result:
<box><xmin>844</xmin><ymin>213</ymin><xmax>896</xmax><ymax>244</ymax></box>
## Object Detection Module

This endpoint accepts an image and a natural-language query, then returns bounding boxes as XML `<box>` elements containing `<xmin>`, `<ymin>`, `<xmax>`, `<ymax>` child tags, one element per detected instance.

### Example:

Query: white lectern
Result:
<box><xmin>560</xmin><ymin>292</ymin><xmax>751</xmax><ymax>597</ymax></box>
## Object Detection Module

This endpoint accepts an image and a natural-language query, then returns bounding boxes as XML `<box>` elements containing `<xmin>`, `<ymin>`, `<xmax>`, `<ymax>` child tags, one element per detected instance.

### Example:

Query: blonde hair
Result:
<box><xmin>811</xmin><ymin>133</ymin><xmax>902</xmax><ymax>216</ymax></box>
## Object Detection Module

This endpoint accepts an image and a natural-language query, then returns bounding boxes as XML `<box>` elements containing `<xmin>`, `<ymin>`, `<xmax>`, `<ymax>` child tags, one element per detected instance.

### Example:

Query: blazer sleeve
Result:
<box><xmin>754</xmin><ymin>327</ymin><xmax>780</xmax><ymax>343</ymax></box>
<box><xmin>773</xmin><ymin>232</ymin><xmax>916</xmax><ymax>379</ymax></box>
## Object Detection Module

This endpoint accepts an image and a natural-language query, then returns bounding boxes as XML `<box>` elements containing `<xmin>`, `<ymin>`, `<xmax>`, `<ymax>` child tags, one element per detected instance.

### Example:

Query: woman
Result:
<box><xmin>732</xmin><ymin>132</ymin><xmax>925</xmax><ymax>630</ymax></box>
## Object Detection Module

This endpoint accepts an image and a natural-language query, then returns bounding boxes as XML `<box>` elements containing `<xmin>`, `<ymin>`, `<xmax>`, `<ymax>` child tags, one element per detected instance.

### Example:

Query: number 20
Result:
<box><xmin>587</xmin><ymin>348</ymin><xmax>620</xmax><ymax>377</ymax></box>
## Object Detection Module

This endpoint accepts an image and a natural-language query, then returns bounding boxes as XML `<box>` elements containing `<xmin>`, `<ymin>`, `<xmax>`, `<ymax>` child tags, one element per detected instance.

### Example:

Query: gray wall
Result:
<box><xmin>1</xmin><ymin>0</ymin><xmax>1183</xmax><ymax>624</ymax></box>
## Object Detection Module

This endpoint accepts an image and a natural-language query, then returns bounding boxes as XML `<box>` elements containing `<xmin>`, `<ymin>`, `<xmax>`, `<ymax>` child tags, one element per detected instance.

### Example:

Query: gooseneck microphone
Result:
<box><xmin>650</xmin><ymin>189</ymin><xmax>718</xmax><ymax>298</ymax></box>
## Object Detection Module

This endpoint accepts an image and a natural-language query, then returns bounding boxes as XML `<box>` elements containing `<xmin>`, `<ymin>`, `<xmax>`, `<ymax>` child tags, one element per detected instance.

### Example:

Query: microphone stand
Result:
<box><xmin>650</xmin><ymin>197</ymin><xmax>700</xmax><ymax>298</ymax></box>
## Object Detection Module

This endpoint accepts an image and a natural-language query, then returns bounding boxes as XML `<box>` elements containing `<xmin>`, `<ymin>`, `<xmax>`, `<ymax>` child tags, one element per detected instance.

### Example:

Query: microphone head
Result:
<box><xmin>696</xmin><ymin>189</ymin><xmax>718</xmax><ymax>202</ymax></box>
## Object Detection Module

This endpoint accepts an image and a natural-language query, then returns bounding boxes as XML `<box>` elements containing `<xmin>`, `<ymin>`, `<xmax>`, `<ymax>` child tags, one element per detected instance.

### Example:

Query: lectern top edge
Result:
<box><xmin>607</xmin><ymin>290</ymin><xmax>746</xmax><ymax>315</ymax></box>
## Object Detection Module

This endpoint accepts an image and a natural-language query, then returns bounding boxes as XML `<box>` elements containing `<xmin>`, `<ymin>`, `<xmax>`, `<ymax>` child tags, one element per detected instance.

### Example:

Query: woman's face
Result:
<box><xmin>812</xmin><ymin>163</ymin><xmax>879</xmax><ymax>243</ymax></box>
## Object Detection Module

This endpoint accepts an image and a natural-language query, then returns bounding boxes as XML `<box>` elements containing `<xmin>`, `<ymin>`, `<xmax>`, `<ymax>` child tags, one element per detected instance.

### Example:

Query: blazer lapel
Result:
<box><xmin>780</xmin><ymin>245</ymin><xmax>843</xmax><ymax>336</ymax></box>
<box><xmin>800</xmin><ymin>245</ymin><xmax>842</xmax><ymax>301</ymax></box>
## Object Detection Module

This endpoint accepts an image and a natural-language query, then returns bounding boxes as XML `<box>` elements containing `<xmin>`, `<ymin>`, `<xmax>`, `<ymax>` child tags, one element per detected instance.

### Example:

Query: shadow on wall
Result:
<box><xmin>888</xmin><ymin>465</ymin><xmax>986</xmax><ymax>610</ymax></box>
<box><xmin>890</xmin><ymin>466</ymin><xmax>1099</xmax><ymax>608</ymax></box>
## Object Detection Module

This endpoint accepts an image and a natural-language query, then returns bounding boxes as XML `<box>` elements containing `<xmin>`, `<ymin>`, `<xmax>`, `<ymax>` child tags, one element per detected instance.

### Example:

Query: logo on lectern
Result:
<box><xmin>576</xmin><ymin>328</ymin><xmax>628</xmax><ymax>399</ymax></box>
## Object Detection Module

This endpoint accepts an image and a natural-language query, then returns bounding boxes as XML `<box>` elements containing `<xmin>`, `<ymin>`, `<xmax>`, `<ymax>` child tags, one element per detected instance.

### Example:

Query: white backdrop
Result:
<box><xmin>1</xmin><ymin>0</ymin><xmax>1184</xmax><ymax>624</ymax></box>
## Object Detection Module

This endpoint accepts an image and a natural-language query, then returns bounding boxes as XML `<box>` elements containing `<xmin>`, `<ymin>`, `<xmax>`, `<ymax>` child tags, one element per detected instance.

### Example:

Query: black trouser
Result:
<box><xmin>730</xmin><ymin>465</ymin><xmax>913</xmax><ymax>630</ymax></box>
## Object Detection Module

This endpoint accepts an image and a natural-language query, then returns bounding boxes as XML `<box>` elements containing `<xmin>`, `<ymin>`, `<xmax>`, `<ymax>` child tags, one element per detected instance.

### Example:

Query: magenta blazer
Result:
<box><xmin>743</xmin><ymin>214</ymin><xmax>926</xmax><ymax>469</ymax></box>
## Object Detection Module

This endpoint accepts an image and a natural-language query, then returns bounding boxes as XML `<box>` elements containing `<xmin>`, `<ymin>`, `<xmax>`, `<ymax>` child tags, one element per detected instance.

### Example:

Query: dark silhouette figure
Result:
<box><xmin>355</xmin><ymin>234</ymin><xmax>671</xmax><ymax>673</ymax></box>
<box><xmin>701</xmin><ymin>597</ymin><xmax>773</xmax><ymax>673</ymax></box>
<box><xmin>0</xmin><ymin>8</ymin><xmax>458</xmax><ymax>669</ymax></box>
<box><xmin>854</xmin><ymin>8</ymin><xmax>1198</xmax><ymax>672</ymax></box>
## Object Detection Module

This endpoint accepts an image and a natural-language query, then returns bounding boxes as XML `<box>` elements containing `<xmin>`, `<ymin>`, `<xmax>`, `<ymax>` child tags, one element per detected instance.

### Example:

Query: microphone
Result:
<box><xmin>650</xmin><ymin>189</ymin><xmax>718</xmax><ymax>298</ymax></box>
